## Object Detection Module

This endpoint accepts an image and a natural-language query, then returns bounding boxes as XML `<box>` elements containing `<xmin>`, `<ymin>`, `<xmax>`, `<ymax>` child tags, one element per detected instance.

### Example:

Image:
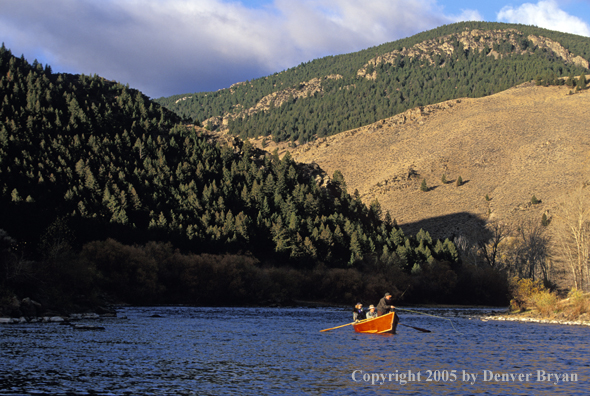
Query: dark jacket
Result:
<box><xmin>376</xmin><ymin>297</ymin><xmax>392</xmax><ymax>315</ymax></box>
<box><xmin>353</xmin><ymin>308</ymin><xmax>366</xmax><ymax>321</ymax></box>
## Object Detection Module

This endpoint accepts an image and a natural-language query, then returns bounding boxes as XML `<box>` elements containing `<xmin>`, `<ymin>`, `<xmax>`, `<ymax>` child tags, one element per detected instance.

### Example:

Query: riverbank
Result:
<box><xmin>484</xmin><ymin>278</ymin><xmax>590</xmax><ymax>327</ymax></box>
<box><xmin>479</xmin><ymin>283</ymin><xmax>590</xmax><ymax>327</ymax></box>
<box><xmin>480</xmin><ymin>310</ymin><xmax>590</xmax><ymax>327</ymax></box>
<box><xmin>0</xmin><ymin>312</ymin><xmax>115</xmax><ymax>325</ymax></box>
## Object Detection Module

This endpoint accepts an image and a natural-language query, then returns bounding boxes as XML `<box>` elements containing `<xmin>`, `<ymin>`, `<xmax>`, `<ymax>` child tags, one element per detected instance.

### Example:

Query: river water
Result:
<box><xmin>1</xmin><ymin>306</ymin><xmax>588</xmax><ymax>395</ymax></box>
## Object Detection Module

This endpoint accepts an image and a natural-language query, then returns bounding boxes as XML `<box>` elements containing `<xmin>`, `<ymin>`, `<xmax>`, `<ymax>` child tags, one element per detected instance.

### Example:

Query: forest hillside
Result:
<box><xmin>156</xmin><ymin>22</ymin><xmax>590</xmax><ymax>145</ymax></box>
<box><xmin>1</xmin><ymin>44</ymin><xmax>475</xmax><ymax>312</ymax></box>
<box><xmin>3</xmin><ymin>21</ymin><xmax>590</xmax><ymax>313</ymax></box>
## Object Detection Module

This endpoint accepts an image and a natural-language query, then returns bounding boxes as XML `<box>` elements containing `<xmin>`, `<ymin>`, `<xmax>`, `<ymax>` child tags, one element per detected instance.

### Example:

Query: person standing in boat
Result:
<box><xmin>376</xmin><ymin>292</ymin><xmax>400</xmax><ymax>333</ymax></box>
<box><xmin>353</xmin><ymin>303</ymin><xmax>366</xmax><ymax>322</ymax></box>
<box><xmin>376</xmin><ymin>292</ymin><xmax>395</xmax><ymax>316</ymax></box>
<box><xmin>366</xmin><ymin>305</ymin><xmax>378</xmax><ymax>319</ymax></box>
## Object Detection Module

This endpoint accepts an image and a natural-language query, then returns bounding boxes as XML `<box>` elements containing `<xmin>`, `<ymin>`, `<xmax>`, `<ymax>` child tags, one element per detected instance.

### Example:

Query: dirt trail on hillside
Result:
<box><xmin>288</xmin><ymin>84</ymin><xmax>590</xmax><ymax>238</ymax></box>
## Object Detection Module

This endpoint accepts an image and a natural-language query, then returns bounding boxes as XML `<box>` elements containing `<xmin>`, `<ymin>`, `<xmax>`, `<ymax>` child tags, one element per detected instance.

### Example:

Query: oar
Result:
<box><xmin>320</xmin><ymin>322</ymin><xmax>356</xmax><ymax>332</ymax></box>
<box><xmin>396</xmin><ymin>307</ymin><xmax>463</xmax><ymax>335</ymax></box>
<box><xmin>398</xmin><ymin>323</ymin><xmax>431</xmax><ymax>333</ymax></box>
<box><xmin>320</xmin><ymin>317</ymin><xmax>372</xmax><ymax>332</ymax></box>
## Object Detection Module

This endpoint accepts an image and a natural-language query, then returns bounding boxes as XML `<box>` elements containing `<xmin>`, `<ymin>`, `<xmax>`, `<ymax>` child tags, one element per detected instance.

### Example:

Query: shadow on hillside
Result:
<box><xmin>399</xmin><ymin>211</ymin><xmax>491</xmax><ymax>241</ymax></box>
<box><xmin>447</xmin><ymin>179</ymin><xmax>470</xmax><ymax>186</ymax></box>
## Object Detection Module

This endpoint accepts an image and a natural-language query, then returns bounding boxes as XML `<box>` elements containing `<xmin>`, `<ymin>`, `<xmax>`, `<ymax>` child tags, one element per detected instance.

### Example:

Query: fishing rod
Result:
<box><xmin>398</xmin><ymin>285</ymin><xmax>410</xmax><ymax>300</ymax></box>
<box><xmin>395</xmin><ymin>307</ymin><xmax>464</xmax><ymax>335</ymax></box>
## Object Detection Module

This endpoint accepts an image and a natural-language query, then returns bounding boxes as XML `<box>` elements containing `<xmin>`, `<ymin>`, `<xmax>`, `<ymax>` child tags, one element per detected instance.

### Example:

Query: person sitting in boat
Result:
<box><xmin>366</xmin><ymin>304</ymin><xmax>378</xmax><ymax>319</ymax></box>
<box><xmin>353</xmin><ymin>303</ymin><xmax>366</xmax><ymax>322</ymax></box>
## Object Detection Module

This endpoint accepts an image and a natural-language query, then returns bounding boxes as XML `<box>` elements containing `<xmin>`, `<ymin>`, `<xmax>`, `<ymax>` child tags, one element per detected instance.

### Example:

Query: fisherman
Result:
<box><xmin>376</xmin><ymin>292</ymin><xmax>400</xmax><ymax>334</ymax></box>
<box><xmin>376</xmin><ymin>292</ymin><xmax>395</xmax><ymax>316</ymax></box>
<box><xmin>353</xmin><ymin>302</ymin><xmax>366</xmax><ymax>322</ymax></box>
<box><xmin>366</xmin><ymin>304</ymin><xmax>378</xmax><ymax>319</ymax></box>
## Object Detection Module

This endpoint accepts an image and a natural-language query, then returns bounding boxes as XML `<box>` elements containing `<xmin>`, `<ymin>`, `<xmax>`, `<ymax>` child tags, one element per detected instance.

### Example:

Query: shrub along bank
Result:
<box><xmin>508</xmin><ymin>277</ymin><xmax>590</xmax><ymax>321</ymax></box>
<box><xmin>1</xmin><ymin>238</ymin><xmax>510</xmax><ymax>317</ymax></box>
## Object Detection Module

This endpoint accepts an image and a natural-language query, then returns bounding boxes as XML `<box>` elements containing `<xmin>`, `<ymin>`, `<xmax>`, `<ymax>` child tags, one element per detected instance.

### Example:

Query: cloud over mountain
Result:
<box><xmin>0</xmin><ymin>0</ymin><xmax>479</xmax><ymax>97</ymax></box>
<box><xmin>497</xmin><ymin>0</ymin><xmax>590</xmax><ymax>37</ymax></box>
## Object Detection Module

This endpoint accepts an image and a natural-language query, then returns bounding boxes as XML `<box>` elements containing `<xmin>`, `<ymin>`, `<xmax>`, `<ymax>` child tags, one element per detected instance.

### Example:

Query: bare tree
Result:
<box><xmin>514</xmin><ymin>219</ymin><xmax>552</xmax><ymax>284</ymax></box>
<box><xmin>454</xmin><ymin>234</ymin><xmax>479</xmax><ymax>266</ymax></box>
<box><xmin>553</xmin><ymin>187</ymin><xmax>590</xmax><ymax>291</ymax></box>
<box><xmin>478</xmin><ymin>221</ymin><xmax>509</xmax><ymax>268</ymax></box>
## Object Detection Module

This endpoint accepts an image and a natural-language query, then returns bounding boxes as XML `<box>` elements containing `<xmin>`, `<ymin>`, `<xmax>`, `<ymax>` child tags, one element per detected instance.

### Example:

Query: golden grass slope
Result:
<box><xmin>288</xmin><ymin>83</ymin><xmax>590</xmax><ymax>239</ymax></box>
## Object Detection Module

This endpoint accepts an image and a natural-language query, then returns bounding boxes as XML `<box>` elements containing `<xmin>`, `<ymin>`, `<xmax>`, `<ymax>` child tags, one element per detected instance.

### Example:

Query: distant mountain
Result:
<box><xmin>155</xmin><ymin>21</ymin><xmax>590</xmax><ymax>144</ymax></box>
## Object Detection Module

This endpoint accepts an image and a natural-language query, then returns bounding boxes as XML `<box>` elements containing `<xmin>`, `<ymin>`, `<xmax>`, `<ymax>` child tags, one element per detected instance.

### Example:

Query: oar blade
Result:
<box><xmin>399</xmin><ymin>323</ymin><xmax>431</xmax><ymax>333</ymax></box>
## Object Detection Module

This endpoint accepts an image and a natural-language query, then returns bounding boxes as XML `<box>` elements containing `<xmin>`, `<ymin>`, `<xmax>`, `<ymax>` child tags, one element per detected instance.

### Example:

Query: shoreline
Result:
<box><xmin>6</xmin><ymin>302</ymin><xmax>589</xmax><ymax>328</ymax></box>
<box><xmin>480</xmin><ymin>312</ymin><xmax>590</xmax><ymax>327</ymax></box>
<box><xmin>0</xmin><ymin>302</ymin><xmax>504</xmax><ymax>324</ymax></box>
<box><xmin>291</xmin><ymin>299</ymin><xmax>506</xmax><ymax>309</ymax></box>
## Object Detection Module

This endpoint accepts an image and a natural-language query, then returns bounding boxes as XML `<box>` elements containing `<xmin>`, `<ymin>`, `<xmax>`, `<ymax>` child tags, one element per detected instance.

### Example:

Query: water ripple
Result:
<box><xmin>1</xmin><ymin>306</ymin><xmax>589</xmax><ymax>395</ymax></box>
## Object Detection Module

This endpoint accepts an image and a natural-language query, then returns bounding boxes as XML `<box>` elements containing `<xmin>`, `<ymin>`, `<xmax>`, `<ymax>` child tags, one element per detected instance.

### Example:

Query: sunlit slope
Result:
<box><xmin>288</xmin><ymin>83</ymin><xmax>590</xmax><ymax>238</ymax></box>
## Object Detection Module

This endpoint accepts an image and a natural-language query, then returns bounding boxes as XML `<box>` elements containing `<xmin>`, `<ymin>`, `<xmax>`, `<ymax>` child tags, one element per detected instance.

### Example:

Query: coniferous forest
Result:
<box><xmin>8</xmin><ymin>22</ymin><xmax>581</xmax><ymax>312</ymax></box>
<box><xmin>157</xmin><ymin>22</ymin><xmax>590</xmax><ymax>143</ymax></box>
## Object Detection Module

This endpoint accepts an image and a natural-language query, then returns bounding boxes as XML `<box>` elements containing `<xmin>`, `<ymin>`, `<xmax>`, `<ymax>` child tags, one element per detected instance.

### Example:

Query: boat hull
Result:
<box><xmin>353</xmin><ymin>312</ymin><xmax>396</xmax><ymax>334</ymax></box>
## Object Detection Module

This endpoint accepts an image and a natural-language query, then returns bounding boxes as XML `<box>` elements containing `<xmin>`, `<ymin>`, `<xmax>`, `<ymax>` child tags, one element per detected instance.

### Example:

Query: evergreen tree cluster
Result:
<box><xmin>536</xmin><ymin>70</ymin><xmax>588</xmax><ymax>89</ymax></box>
<box><xmin>156</xmin><ymin>22</ymin><xmax>590</xmax><ymax>143</ymax></box>
<box><xmin>0</xmin><ymin>43</ymin><xmax>178</xmax><ymax>237</ymax></box>
<box><xmin>0</xmin><ymin>45</ymin><xmax>457</xmax><ymax>273</ymax></box>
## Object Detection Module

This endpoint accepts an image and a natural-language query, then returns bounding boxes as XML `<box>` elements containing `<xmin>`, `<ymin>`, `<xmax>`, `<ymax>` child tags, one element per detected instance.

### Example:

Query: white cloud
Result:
<box><xmin>453</xmin><ymin>9</ymin><xmax>484</xmax><ymax>22</ymax></box>
<box><xmin>0</xmin><ymin>0</ymin><xmax>486</xmax><ymax>97</ymax></box>
<box><xmin>497</xmin><ymin>0</ymin><xmax>590</xmax><ymax>37</ymax></box>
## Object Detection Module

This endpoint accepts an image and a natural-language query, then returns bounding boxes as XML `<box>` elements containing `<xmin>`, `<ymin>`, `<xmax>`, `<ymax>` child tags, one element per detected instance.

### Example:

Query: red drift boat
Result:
<box><xmin>353</xmin><ymin>312</ymin><xmax>397</xmax><ymax>334</ymax></box>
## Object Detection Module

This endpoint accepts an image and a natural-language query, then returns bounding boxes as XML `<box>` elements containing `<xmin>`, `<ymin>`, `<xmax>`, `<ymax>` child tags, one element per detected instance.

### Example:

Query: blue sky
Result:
<box><xmin>1</xmin><ymin>0</ymin><xmax>589</xmax><ymax>98</ymax></box>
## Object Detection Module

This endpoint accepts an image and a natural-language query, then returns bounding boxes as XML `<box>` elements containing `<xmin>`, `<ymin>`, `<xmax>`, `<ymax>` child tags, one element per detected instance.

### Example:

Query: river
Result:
<box><xmin>1</xmin><ymin>306</ymin><xmax>588</xmax><ymax>395</ymax></box>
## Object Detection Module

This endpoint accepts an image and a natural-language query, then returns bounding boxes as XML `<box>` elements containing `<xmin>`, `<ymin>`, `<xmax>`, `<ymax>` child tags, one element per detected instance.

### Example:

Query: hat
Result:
<box><xmin>384</xmin><ymin>292</ymin><xmax>391</xmax><ymax>297</ymax></box>
<box><xmin>369</xmin><ymin>305</ymin><xmax>375</xmax><ymax>309</ymax></box>
<box><xmin>356</xmin><ymin>302</ymin><xmax>362</xmax><ymax>306</ymax></box>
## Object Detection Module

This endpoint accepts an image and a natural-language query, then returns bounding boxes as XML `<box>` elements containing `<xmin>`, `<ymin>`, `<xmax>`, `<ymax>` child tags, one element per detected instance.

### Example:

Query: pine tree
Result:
<box><xmin>11</xmin><ymin>188</ymin><xmax>22</xmax><ymax>202</ymax></box>
<box><xmin>349</xmin><ymin>231</ymin><xmax>363</xmax><ymax>262</ymax></box>
<box><xmin>456</xmin><ymin>176</ymin><xmax>463</xmax><ymax>187</ymax></box>
<box><xmin>332</xmin><ymin>170</ymin><xmax>347</xmax><ymax>193</ymax></box>
<box><xmin>411</xmin><ymin>263</ymin><xmax>422</xmax><ymax>275</ymax></box>
<box><xmin>566</xmin><ymin>72</ymin><xmax>575</xmax><ymax>87</ymax></box>
<box><xmin>578</xmin><ymin>73</ymin><xmax>587</xmax><ymax>89</ymax></box>
<box><xmin>420</xmin><ymin>179</ymin><xmax>428</xmax><ymax>192</ymax></box>
<box><xmin>369</xmin><ymin>199</ymin><xmax>382</xmax><ymax>222</ymax></box>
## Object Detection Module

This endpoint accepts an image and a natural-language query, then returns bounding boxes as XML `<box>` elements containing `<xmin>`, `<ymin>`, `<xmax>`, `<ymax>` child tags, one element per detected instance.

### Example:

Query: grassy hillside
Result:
<box><xmin>155</xmin><ymin>22</ymin><xmax>590</xmax><ymax>143</ymax></box>
<box><xmin>285</xmin><ymin>81</ymin><xmax>590</xmax><ymax>290</ymax></box>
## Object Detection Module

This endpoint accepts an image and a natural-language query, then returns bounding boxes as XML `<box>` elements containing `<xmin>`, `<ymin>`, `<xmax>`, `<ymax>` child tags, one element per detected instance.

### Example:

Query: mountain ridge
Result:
<box><xmin>156</xmin><ymin>22</ymin><xmax>590</xmax><ymax>144</ymax></box>
<box><xmin>357</xmin><ymin>29</ymin><xmax>589</xmax><ymax>79</ymax></box>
